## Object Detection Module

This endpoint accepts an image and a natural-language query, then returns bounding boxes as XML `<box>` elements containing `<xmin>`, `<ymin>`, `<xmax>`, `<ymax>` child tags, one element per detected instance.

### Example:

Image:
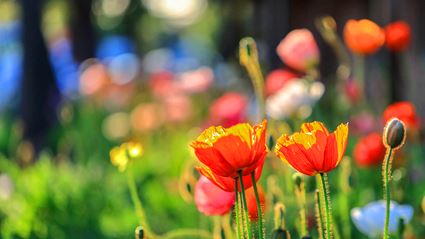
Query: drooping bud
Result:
<box><xmin>292</xmin><ymin>173</ymin><xmax>303</xmax><ymax>190</ymax></box>
<box><xmin>383</xmin><ymin>118</ymin><xmax>406</xmax><ymax>150</ymax></box>
<box><xmin>268</xmin><ymin>135</ymin><xmax>275</xmax><ymax>150</ymax></box>
<box><xmin>271</xmin><ymin>228</ymin><xmax>291</xmax><ymax>239</ymax></box>
<box><xmin>135</xmin><ymin>226</ymin><xmax>144</xmax><ymax>239</ymax></box>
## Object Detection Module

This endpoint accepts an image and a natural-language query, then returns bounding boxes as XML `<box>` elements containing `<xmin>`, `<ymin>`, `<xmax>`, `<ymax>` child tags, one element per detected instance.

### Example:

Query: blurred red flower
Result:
<box><xmin>209</xmin><ymin>92</ymin><xmax>248</xmax><ymax>127</ymax></box>
<box><xmin>276</xmin><ymin>29</ymin><xmax>320</xmax><ymax>72</ymax></box>
<box><xmin>385</xmin><ymin>21</ymin><xmax>411</xmax><ymax>52</ymax></box>
<box><xmin>275</xmin><ymin>122</ymin><xmax>349</xmax><ymax>176</ymax></box>
<box><xmin>354</xmin><ymin>133</ymin><xmax>386</xmax><ymax>167</ymax></box>
<box><xmin>246</xmin><ymin>185</ymin><xmax>266</xmax><ymax>221</ymax></box>
<box><xmin>265</xmin><ymin>69</ymin><xmax>298</xmax><ymax>96</ymax></box>
<box><xmin>192</xmin><ymin>120</ymin><xmax>268</xmax><ymax>191</ymax></box>
<box><xmin>344</xmin><ymin>79</ymin><xmax>362</xmax><ymax>104</ymax></box>
<box><xmin>343</xmin><ymin>19</ymin><xmax>385</xmax><ymax>55</ymax></box>
<box><xmin>194</xmin><ymin>176</ymin><xmax>235</xmax><ymax>216</ymax></box>
<box><xmin>383</xmin><ymin>101</ymin><xmax>420</xmax><ymax>129</ymax></box>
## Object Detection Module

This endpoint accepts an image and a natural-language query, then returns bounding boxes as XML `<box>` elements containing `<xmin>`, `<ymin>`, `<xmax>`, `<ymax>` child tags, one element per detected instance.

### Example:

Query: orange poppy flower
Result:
<box><xmin>192</xmin><ymin>120</ymin><xmax>267</xmax><ymax>178</ymax></box>
<box><xmin>343</xmin><ymin>19</ymin><xmax>385</xmax><ymax>55</ymax></box>
<box><xmin>275</xmin><ymin>122</ymin><xmax>349</xmax><ymax>176</ymax></box>
<box><xmin>196</xmin><ymin>161</ymin><xmax>265</xmax><ymax>192</ymax></box>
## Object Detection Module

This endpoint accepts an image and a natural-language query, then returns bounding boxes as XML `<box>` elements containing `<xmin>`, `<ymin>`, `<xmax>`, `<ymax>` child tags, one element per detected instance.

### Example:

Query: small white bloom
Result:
<box><xmin>266</xmin><ymin>79</ymin><xmax>324</xmax><ymax>119</ymax></box>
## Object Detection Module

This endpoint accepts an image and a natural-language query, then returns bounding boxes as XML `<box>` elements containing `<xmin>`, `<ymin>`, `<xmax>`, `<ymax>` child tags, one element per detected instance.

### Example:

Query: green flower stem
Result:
<box><xmin>235</xmin><ymin>179</ymin><xmax>243</xmax><ymax>239</ymax></box>
<box><xmin>127</xmin><ymin>169</ymin><xmax>155</xmax><ymax>237</ymax></box>
<box><xmin>354</xmin><ymin>53</ymin><xmax>365</xmax><ymax>93</ymax></box>
<box><xmin>161</xmin><ymin>229</ymin><xmax>212</xmax><ymax>239</ymax></box>
<box><xmin>319</xmin><ymin>173</ymin><xmax>333</xmax><ymax>239</ymax></box>
<box><xmin>383</xmin><ymin>148</ymin><xmax>394</xmax><ymax>239</ymax></box>
<box><xmin>239</xmin><ymin>171</ymin><xmax>253</xmax><ymax>239</ymax></box>
<box><xmin>251</xmin><ymin>173</ymin><xmax>264</xmax><ymax>239</ymax></box>
<box><xmin>315</xmin><ymin>189</ymin><xmax>326</xmax><ymax>239</ymax></box>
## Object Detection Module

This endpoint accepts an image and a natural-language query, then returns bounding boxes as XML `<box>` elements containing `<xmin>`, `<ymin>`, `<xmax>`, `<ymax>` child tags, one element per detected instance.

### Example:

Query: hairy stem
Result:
<box><xmin>383</xmin><ymin>148</ymin><xmax>394</xmax><ymax>239</ymax></box>
<box><xmin>251</xmin><ymin>172</ymin><xmax>264</xmax><ymax>239</ymax></box>
<box><xmin>239</xmin><ymin>172</ymin><xmax>253</xmax><ymax>239</ymax></box>
<box><xmin>235</xmin><ymin>179</ymin><xmax>243</xmax><ymax>239</ymax></box>
<box><xmin>320</xmin><ymin>173</ymin><xmax>333</xmax><ymax>239</ymax></box>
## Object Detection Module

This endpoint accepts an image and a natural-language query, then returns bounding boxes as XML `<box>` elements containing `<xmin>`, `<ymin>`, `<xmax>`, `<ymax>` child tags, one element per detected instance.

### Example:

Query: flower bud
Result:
<box><xmin>383</xmin><ymin>118</ymin><xmax>406</xmax><ymax>150</ymax></box>
<box><xmin>292</xmin><ymin>173</ymin><xmax>303</xmax><ymax>189</ymax></box>
<box><xmin>271</xmin><ymin>228</ymin><xmax>291</xmax><ymax>239</ymax></box>
<box><xmin>135</xmin><ymin>226</ymin><xmax>144</xmax><ymax>239</ymax></box>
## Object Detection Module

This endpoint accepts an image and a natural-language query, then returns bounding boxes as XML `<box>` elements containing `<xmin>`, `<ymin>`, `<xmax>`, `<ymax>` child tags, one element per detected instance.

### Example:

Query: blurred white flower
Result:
<box><xmin>351</xmin><ymin>200</ymin><xmax>413</xmax><ymax>238</ymax></box>
<box><xmin>0</xmin><ymin>174</ymin><xmax>13</xmax><ymax>200</ymax></box>
<box><xmin>266</xmin><ymin>79</ymin><xmax>324</xmax><ymax>119</ymax></box>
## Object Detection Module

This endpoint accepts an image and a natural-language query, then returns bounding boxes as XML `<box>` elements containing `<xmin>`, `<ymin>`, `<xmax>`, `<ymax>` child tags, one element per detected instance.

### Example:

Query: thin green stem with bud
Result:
<box><xmin>127</xmin><ymin>169</ymin><xmax>154</xmax><ymax>237</ymax></box>
<box><xmin>251</xmin><ymin>172</ymin><xmax>264</xmax><ymax>239</ymax></box>
<box><xmin>383</xmin><ymin>148</ymin><xmax>394</xmax><ymax>239</ymax></box>
<box><xmin>239</xmin><ymin>171</ymin><xmax>253</xmax><ymax>239</ymax></box>
<box><xmin>319</xmin><ymin>173</ymin><xmax>332</xmax><ymax>239</ymax></box>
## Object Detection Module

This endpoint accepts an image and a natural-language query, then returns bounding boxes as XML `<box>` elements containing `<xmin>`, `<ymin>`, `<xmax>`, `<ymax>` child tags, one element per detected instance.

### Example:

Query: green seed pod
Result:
<box><xmin>271</xmin><ymin>228</ymin><xmax>291</xmax><ymax>239</ymax></box>
<box><xmin>135</xmin><ymin>226</ymin><xmax>144</xmax><ymax>239</ymax></box>
<box><xmin>383</xmin><ymin>118</ymin><xmax>407</xmax><ymax>150</ymax></box>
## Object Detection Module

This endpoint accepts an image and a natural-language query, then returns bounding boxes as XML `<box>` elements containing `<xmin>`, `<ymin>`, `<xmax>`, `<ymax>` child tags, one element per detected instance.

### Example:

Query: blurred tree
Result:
<box><xmin>20</xmin><ymin>0</ymin><xmax>59</xmax><ymax>152</ymax></box>
<box><xmin>69</xmin><ymin>0</ymin><xmax>96</xmax><ymax>62</ymax></box>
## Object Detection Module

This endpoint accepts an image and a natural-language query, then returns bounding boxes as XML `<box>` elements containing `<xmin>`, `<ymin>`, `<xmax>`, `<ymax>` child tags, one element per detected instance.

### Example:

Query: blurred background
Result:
<box><xmin>0</xmin><ymin>0</ymin><xmax>425</xmax><ymax>238</ymax></box>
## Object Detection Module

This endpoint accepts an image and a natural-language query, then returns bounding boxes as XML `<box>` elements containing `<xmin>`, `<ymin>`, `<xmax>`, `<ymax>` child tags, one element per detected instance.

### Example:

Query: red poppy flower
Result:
<box><xmin>265</xmin><ymin>69</ymin><xmax>298</xmax><ymax>96</ymax></box>
<box><xmin>383</xmin><ymin>101</ymin><xmax>420</xmax><ymax>129</ymax></box>
<box><xmin>194</xmin><ymin>176</ymin><xmax>235</xmax><ymax>216</ymax></box>
<box><xmin>275</xmin><ymin>122</ymin><xmax>349</xmax><ymax>176</ymax></box>
<box><xmin>343</xmin><ymin>19</ymin><xmax>385</xmax><ymax>55</ymax></box>
<box><xmin>246</xmin><ymin>185</ymin><xmax>266</xmax><ymax>221</ymax></box>
<box><xmin>191</xmin><ymin>120</ymin><xmax>268</xmax><ymax>188</ymax></box>
<box><xmin>385</xmin><ymin>21</ymin><xmax>411</xmax><ymax>52</ymax></box>
<box><xmin>353</xmin><ymin>133</ymin><xmax>386</xmax><ymax>167</ymax></box>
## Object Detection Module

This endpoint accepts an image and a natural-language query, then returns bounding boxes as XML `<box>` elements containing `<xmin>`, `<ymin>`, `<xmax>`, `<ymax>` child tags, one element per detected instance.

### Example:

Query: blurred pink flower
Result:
<box><xmin>209</xmin><ymin>92</ymin><xmax>248</xmax><ymax>127</ymax></box>
<box><xmin>163</xmin><ymin>94</ymin><xmax>192</xmax><ymax>123</ymax></box>
<box><xmin>265</xmin><ymin>69</ymin><xmax>298</xmax><ymax>96</ymax></box>
<box><xmin>194</xmin><ymin>176</ymin><xmax>235</xmax><ymax>216</ymax></box>
<box><xmin>178</xmin><ymin>67</ymin><xmax>214</xmax><ymax>93</ymax></box>
<box><xmin>276</xmin><ymin>29</ymin><xmax>320</xmax><ymax>72</ymax></box>
<box><xmin>350</xmin><ymin>112</ymin><xmax>377</xmax><ymax>135</ymax></box>
<box><xmin>79</xmin><ymin>62</ymin><xmax>110</xmax><ymax>96</ymax></box>
<box><xmin>149</xmin><ymin>71</ymin><xmax>179</xmax><ymax>98</ymax></box>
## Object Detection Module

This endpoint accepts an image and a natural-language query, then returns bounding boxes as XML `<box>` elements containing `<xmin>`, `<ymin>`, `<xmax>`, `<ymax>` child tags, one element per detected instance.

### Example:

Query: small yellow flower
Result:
<box><xmin>110</xmin><ymin>141</ymin><xmax>143</xmax><ymax>172</ymax></box>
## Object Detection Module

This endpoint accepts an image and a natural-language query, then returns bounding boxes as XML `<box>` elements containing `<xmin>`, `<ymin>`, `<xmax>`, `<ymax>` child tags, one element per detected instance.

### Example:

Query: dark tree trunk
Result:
<box><xmin>69</xmin><ymin>0</ymin><xmax>96</xmax><ymax>62</ymax></box>
<box><xmin>20</xmin><ymin>0</ymin><xmax>59</xmax><ymax>151</ymax></box>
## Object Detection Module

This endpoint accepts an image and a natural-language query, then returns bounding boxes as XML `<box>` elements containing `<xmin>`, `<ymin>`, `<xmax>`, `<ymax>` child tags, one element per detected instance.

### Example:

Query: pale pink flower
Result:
<box><xmin>194</xmin><ymin>176</ymin><xmax>235</xmax><ymax>216</ymax></box>
<box><xmin>178</xmin><ymin>67</ymin><xmax>214</xmax><ymax>93</ymax></box>
<box><xmin>276</xmin><ymin>29</ymin><xmax>320</xmax><ymax>72</ymax></box>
